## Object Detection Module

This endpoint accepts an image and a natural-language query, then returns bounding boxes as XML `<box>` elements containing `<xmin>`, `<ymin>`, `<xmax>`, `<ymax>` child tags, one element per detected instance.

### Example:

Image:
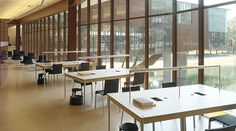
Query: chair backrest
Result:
<box><xmin>80</xmin><ymin>63</ymin><xmax>89</xmax><ymax>71</ymax></box>
<box><xmin>104</xmin><ymin>79</ymin><xmax>119</xmax><ymax>95</ymax></box>
<box><xmin>52</xmin><ymin>64</ymin><xmax>63</xmax><ymax>74</ymax></box>
<box><xmin>8</xmin><ymin>51</ymin><xmax>12</xmax><ymax>57</ymax></box>
<box><xmin>38</xmin><ymin>55</ymin><xmax>47</xmax><ymax>62</ymax></box>
<box><xmin>19</xmin><ymin>51</ymin><xmax>25</xmax><ymax>56</ymax></box>
<box><xmin>205</xmin><ymin>124</ymin><xmax>236</xmax><ymax>131</ymax></box>
<box><xmin>28</xmin><ymin>53</ymin><xmax>35</xmax><ymax>59</ymax></box>
<box><xmin>162</xmin><ymin>82</ymin><xmax>177</xmax><ymax>88</ymax></box>
<box><xmin>122</xmin><ymin>86</ymin><xmax>140</xmax><ymax>92</ymax></box>
<box><xmin>96</xmin><ymin>65</ymin><xmax>106</xmax><ymax>70</ymax></box>
<box><xmin>132</xmin><ymin>72</ymin><xmax>145</xmax><ymax>85</ymax></box>
<box><xmin>24</xmin><ymin>56</ymin><xmax>33</xmax><ymax>64</ymax></box>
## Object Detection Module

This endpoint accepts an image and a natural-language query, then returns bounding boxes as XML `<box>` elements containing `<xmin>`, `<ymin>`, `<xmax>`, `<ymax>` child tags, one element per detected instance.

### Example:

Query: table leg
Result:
<box><xmin>180</xmin><ymin>117</ymin><xmax>186</xmax><ymax>131</ymax></box>
<box><xmin>35</xmin><ymin>64</ymin><xmax>37</xmax><ymax>82</ymax></box>
<box><xmin>108</xmin><ymin>97</ymin><xmax>111</xmax><ymax>131</ymax></box>
<box><xmin>44</xmin><ymin>68</ymin><xmax>46</xmax><ymax>86</ymax></box>
<box><xmin>64</xmin><ymin>75</ymin><xmax>66</xmax><ymax>98</ymax></box>
<box><xmin>83</xmin><ymin>82</ymin><xmax>86</xmax><ymax>110</ymax></box>
<box><xmin>140</xmin><ymin>123</ymin><xmax>144</xmax><ymax>131</ymax></box>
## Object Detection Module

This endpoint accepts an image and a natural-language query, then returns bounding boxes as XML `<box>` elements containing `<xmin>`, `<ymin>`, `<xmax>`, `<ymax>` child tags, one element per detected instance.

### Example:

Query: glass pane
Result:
<box><xmin>130</xmin><ymin>0</ymin><xmax>145</xmax><ymax>18</ymax></box>
<box><xmin>177</xmin><ymin>0</ymin><xmax>198</xmax><ymax>11</ymax></box>
<box><xmin>81</xmin><ymin>1</ymin><xmax>88</xmax><ymax>25</ymax></box>
<box><xmin>81</xmin><ymin>26</ymin><xmax>87</xmax><ymax>53</ymax></box>
<box><xmin>204</xmin><ymin>0</ymin><xmax>236</xmax><ymax>6</ymax></box>
<box><xmin>101</xmin><ymin>23</ymin><xmax>110</xmax><ymax>68</ymax></box>
<box><xmin>90</xmin><ymin>24</ymin><xmax>98</xmax><ymax>56</ymax></box>
<box><xmin>114</xmin><ymin>21</ymin><xmax>126</xmax><ymax>68</ymax></box>
<box><xmin>149</xmin><ymin>15</ymin><xmax>173</xmax><ymax>89</ymax></box>
<box><xmin>54</xmin><ymin>15</ymin><xmax>58</xmax><ymax>55</ymax></box>
<box><xmin>101</xmin><ymin>0</ymin><xmax>110</xmax><ymax>22</ymax></box>
<box><xmin>177</xmin><ymin>11</ymin><xmax>199</xmax><ymax>85</ymax></box>
<box><xmin>204</xmin><ymin>4</ymin><xmax>236</xmax><ymax>91</ymax></box>
<box><xmin>149</xmin><ymin>0</ymin><xmax>172</xmax><ymax>15</ymax></box>
<box><xmin>114</xmin><ymin>0</ymin><xmax>126</xmax><ymax>20</ymax></box>
<box><xmin>90</xmin><ymin>0</ymin><xmax>98</xmax><ymax>24</ymax></box>
<box><xmin>129</xmin><ymin>18</ymin><xmax>145</xmax><ymax>69</ymax></box>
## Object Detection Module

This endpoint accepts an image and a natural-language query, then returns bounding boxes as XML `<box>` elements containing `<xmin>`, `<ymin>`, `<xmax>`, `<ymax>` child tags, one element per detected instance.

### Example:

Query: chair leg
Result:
<box><xmin>152</xmin><ymin>123</ymin><xmax>155</xmax><ymax>131</ymax></box>
<box><xmin>91</xmin><ymin>85</ymin><xmax>93</xmax><ymax>101</ymax></box>
<box><xmin>193</xmin><ymin>116</ymin><xmax>196</xmax><ymax>129</ymax></box>
<box><xmin>102</xmin><ymin>96</ymin><xmax>104</xmax><ymax>114</ymax></box>
<box><xmin>120</xmin><ymin>110</ymin><xmax>124</xmax><ymax>124</ymax></box>
<box><xmin>208</xmin><ymin>120</ymin><xmax>211</xmax><ymax>129</ymax></box>
<box><xmin>95</xmin><ymin>93</ymin><xmax>97</xmax><ymax>109</ymax></box>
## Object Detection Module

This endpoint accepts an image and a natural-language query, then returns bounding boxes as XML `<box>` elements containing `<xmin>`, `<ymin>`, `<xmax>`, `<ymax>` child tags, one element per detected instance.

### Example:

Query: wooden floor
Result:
<box><xmin>0</xmin><ymin>62</ymin><xmax>226</xmax><ymax>131</ymax></box>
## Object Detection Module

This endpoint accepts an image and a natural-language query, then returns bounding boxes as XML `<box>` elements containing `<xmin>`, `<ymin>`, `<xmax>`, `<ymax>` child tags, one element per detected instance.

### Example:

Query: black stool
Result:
<box><xmin>69</xmin><ymin>88</ymin><xmax>83</xmax><ymax>106</ymax></box>
<box><xmin>119</xmin><ymin>123</ymin><xmax>138</xmax><ymax>131</ymax></box>
<box><xmin>37</xmin><ymin>73</ymin><xmax>46</xmax><ymax>85</ymax></box>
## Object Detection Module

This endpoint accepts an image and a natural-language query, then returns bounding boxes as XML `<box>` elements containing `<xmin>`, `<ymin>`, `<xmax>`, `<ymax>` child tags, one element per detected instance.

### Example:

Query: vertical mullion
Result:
<box><xmin>40</xmin><ymin>19</ymin><xmax>42</xmax><ymax>55</ymax></box>
<box><xmin>22</xmin><ymin>24</ymin><xmax>25</xmax><ymax>52</ymax></box>
<box><xmin>44</xmin><ymin>18</ymin><xmax>46</xmax><ymax>53</ymax></box>
<box><xmin>98</xmin><ymin>0</ymin><xmax>101</xmax><ymax>65</ymax></box>
<box><xmin>198</xmin><ymin>0</ymin><xmax>204</xmax><ymax>84</ymax></box>
<box><xmin>172</xmin><ymin>0</ymin><xmax>177</xmax><ymax>82</ymax></box>
<box><xmin>48</xmin><ymin>17</ymin><xmax>50</xmax><ymax>60</ymax></box>
<box><xmin>144</xmin><ymin>0</ymin><xmax>149</xmax><ymax>89</ymax></box>
<box><xmin>78</xmin><ymin>5</ymin><xmax>81</xmax><ymax>57</ymax></box>
<box><xmin>30</xmin><ymin>22</ymin><xmax>34</xmax><ymax>53</ymax></box>
<box><xmin>52</xmin><ymin>15</ymin><xmax>55</xmax><ymax>61</ymax></box>
<box><xmin>32</xmin><ymin>21</ymin><xmax>37</xmax><ymax>54</ymax></box>
<box><xmin>87</xmin><ymin>0</ymin><xmax>91</xmax><ymax>56</ymax></box>
<box><xmin>58</xmin><ymin>14</ymin><xmax>61</xmax><ymax>62</ymax></box>
<box><xmin>110</xmin><ymin>0</ymin><xmax>114</xmax><ymax>68</ymax></box>
<box><xmin>36</xmin><ymin>21</ymin><xmax>38</xmax><ymax>58</ymax></box>
<box><xmin>63</xmin><ymin>12</ymin><xmax>66</xmax><ymax>61</ymax></box>
<box><xmin>126</xmin><ymin>0</ymin><xmax>130</xmax><ymax>68</ymax></box>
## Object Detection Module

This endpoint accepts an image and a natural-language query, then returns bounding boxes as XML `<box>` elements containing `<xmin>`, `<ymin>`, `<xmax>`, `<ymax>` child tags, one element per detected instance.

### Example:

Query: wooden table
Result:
<box><xmin>108</xmin><ymin>84</ymin><xmax>236</xmax><ymax>131</ymax></box>
<box><xmin>64</xmin><ymin>68</ymin><xmax>130</xmax><ymax>106</ymax></box>
<box><xmin>35</xmin><ymin>61</ymin><xmax>94</xmax><ymax>85</ymax></box>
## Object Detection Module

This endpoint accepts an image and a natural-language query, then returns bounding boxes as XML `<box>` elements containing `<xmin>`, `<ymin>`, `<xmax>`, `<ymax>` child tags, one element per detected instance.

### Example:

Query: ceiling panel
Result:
<box><xmin>0</xmin><ymin>0</ymin><xmax>62</xmax><ymax>20</ymax></box>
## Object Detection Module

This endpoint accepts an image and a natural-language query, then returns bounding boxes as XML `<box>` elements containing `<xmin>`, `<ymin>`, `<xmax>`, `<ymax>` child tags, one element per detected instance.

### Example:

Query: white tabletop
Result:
<box><xmin>35</xmin><ymin>61</ymin><xmax>90</xmax><ymax>68</ymax></box>
<box><xmin>78</xmin><ymin>54</ymin><xmax>129</xmax><ymax>60</ymax></box>
<box><xmin>64</xmin><ymin>68</ymin><xmax>130</xmax><ymax>83</ymax></box>
<box><xmin>108</xmin><ymin>84</ymin><xmax>236</xmax><ymax>130</ymax></box>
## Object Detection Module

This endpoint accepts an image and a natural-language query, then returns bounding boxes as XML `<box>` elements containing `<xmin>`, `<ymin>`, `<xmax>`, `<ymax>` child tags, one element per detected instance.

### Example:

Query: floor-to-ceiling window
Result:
<box><xmin>148</xmin><ymin>0</ymin><xmax>173</xmax><ymax>88</ymax></box>
<box><xmin>204</xmin><ymin>3</ymin><xmax>236</xmax><ymax>91</ymax></box>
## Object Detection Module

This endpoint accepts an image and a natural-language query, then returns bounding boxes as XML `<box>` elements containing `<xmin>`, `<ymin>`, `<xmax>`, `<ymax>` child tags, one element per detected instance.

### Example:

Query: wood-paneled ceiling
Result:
<box><xmin>0</xmin><ymin>0</ymin><xmax>62</xmax><ymax>20</ymax></box>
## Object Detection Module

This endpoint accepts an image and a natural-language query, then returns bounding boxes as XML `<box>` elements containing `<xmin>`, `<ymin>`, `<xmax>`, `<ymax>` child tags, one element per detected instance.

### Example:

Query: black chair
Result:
<box><xmin>21</xmin><ymin>55</ymin><xmax>33</xmax><ymax>65</ymax></box>
<box><xmin>19</xmin><ymin>51</ymin><xmax>25</xmax><ymax>56</ymax></box>
<box><xmin>124</xmin><ymin>72</ymin><xmax>145</xmax><ymax>87</ymax></box>
<box><xmin>162</xmin><ymin>81</ymin><xmax>196</xmax><ymax>128</ymax></box>
<box><xmin>208</xmin><ymin>114</ymin><xmax>236</xmax><ymax>129</ymax></box>
<box><xmin>37</xmin><ymin>55</ymin><xmax>48</xmax><ymax>63</ymax></box>
<box><xmin>28</xmin><ymin>53</ymin><xmax>35</xmax><ymax>59</ymax></box>
<box><xmin>121</xmin><ymin>86</ymin><xmax>140</xmax><ymax>124</ymax></box>
<box><xmin>47</xmin><ymin>64</ymin><xmax>63</xmax><ymax>81</ymax></box>
<box><xmin>95</xmin><ymin>79</ymin><xmax>119</xmax><ymax>110</ymax></box>
<box><xmin>119</xmin><ymin>123</ymin><xmax>138</xmax><ymax>131</ymax></box>
<box><xmin>205</xmin><ymin>124</ymin><xmax>236</xmax><ymax>131</ymax></box>
<box><xmin>8</xmin><ymin>51</ymin><xmax>12</xmax><ymax>57</ymax></box>
<box><xmin>122</xmin><ymin>86</ymin><xmax>140</xmax><ymax>92</ymax></box>
<box><xmin>74</xmin><ymin>63</ymin><xmax>93</xmax><ymax>99</ymax></box>
<box><xmin>95</xmin><ymin>65</ymin><xmax>106</xmax><ymax>88</ymax></box>
<box><xmin>11</xmin><ymin>50</ymin><xmax>21</xmax><ymax>60</ymax></box>
<box><xmin>162</xmin><ymin>82</ymin><xmax>177</xmax><ymax>88</ymax></box>
<box><xmin>96</xmin><ymin>65</ymin><xmax>106</xmax><ymax>70</ymax></box>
